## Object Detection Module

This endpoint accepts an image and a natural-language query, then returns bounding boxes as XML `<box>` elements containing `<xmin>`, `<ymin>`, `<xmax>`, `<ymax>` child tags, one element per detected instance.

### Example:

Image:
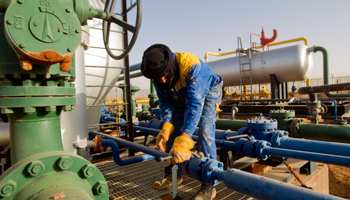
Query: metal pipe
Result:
<box><xmin>89</xmin><ymin>131</ymin><xmax>168</xmax><ymax>158</ymax></box>
<box><xmin>212</xmin><ymin>167</ymin><xmax>344</xmax><ymax>200</ymax></box>
<box><xmin>263</xmin><ymin>147</ymin><xmax>350</xmax><ymax>167</ymax></box>
<box><xmin>311</xmin><ymin>46</ymin><xmax>350</xmax><ymax>97</ymax></box>
<box><xmin>204</xmin><ymin>37</ymin><xmax>309</xmax><ymax>61</ymax></box>
<box><xmin>91</xmin><ymin>127</ymin><xmax>345</xmax><ymax>199</ymax></box>
<box><xmin>0</xmin><ymin>123</ymin><xmax>10</xmax><ymax>148</ymax></box>
<box><xmin>100</xmin><ymin>140</ymin><xmax>155</xmax><ymax>166</ymax></box>
<box><xmin>279</xmin><ymin>137</ymin><xmax>350</xmax><ymax>157</ymax></box>
<box><xmin>298</xmin><ymin>123</ymin><xmax>350</xmax><ymax>143</ymax></box>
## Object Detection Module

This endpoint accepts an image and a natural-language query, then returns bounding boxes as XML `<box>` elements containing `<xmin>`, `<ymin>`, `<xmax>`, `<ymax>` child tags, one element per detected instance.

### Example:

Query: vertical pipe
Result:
<box><xmin>121</xmin><ymin>0</ymin><xmax>134</xmax><ymax>156</ymax></box>
<box><xmin>313</xmin><ymin>46</ymin><xmax>350</xmax><ymax>97</ymax></box>
<box><xmin>60</xmin><ymin>26</ymin><xmax>89</xmax><ymax>155</ymax></box>
<box><xmin>9</xmin><ymin>108</ymin><xmax>64</xmax><ymax>164</ymax></box>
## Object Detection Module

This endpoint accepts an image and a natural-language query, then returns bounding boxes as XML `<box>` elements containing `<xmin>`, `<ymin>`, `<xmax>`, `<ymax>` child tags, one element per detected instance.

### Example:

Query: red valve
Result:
<box><xmin>260</xmin><ymin>28</ymin><xmax>278</xmax><ymax>46</ymax></box>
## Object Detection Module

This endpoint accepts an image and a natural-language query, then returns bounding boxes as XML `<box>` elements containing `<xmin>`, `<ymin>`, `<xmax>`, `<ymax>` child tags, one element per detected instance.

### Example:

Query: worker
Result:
<box><xmin>141</xmin><ymin>44</ymin><xmax>223</xmax><ymax>200</ymax></box>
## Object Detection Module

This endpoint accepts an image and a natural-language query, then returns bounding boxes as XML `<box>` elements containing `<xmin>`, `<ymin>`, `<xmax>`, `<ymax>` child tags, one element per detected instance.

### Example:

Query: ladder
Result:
<box><xmin>237</xmin><ymin>37</ymin><xmax>253</xmax><ymax>100</ymax></box>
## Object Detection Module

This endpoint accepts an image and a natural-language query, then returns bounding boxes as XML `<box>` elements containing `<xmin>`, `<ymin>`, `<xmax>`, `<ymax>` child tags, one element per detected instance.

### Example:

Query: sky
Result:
<box><xmin>121</xmin><ymin>0</ymin><xmax>350</xmax><ymax>89</ymax></box>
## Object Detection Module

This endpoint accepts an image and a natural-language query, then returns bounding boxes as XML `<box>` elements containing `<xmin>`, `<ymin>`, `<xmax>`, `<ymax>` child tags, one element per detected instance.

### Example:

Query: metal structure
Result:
<box><xmin>89</xmin><ymin>130</ymin><xmax>346</xmax><ymax>200</ymax></box>
<box><xmin>0</xmin><ymin>0</ymin><xmax>142</xmax><ymax>198</ymax></box>
<box><xmin>207</xmin><ymin>43</ymin><xmax>313</xmax><ymax>87</ymax></box>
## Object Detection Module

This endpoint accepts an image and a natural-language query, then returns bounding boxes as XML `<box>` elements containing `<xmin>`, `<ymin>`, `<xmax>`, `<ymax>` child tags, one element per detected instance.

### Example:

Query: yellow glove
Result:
<box><xmin>168</xmin><ymin>136</ymin><xmax>194</xmax><ymax>164</ymax></box>
<box><xmin>156</xmin><ymin>122</ymin><xmax>174</xmax><ymax>152</ymax></box>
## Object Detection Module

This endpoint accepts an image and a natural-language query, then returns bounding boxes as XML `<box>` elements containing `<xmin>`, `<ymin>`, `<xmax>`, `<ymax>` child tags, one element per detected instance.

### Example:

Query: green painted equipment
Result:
<box><xmin>0</xmin><ymin>0</ymin><xmax>142</xmax><ymax>198</ymax></box>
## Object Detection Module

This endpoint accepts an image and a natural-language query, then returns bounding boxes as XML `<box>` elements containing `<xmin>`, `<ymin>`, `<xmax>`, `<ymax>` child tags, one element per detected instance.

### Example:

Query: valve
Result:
<box><xmin>260</xmin><ymin>28</ymin><xmax>278</xmax><ymax>46</ymax></box>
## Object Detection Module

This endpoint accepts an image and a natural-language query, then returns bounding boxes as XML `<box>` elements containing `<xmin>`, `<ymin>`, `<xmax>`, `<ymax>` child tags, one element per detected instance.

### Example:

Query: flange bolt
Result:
<box><xmin>27</xmin><ymin>161</ymin><xmax>45</xmax><ymax>177</ymax></box>
<box><xmin>58</xmin><ymin>156</ymin><xmax>73</xmax><ymax>170</ymax></box>
<box><xmin>0</xmin><ymin>180</ymin><xmax>16</xmax><ymax>198</ymax></box>
<box><xmin>93</xmin><ymin>181</ymin><xmax>108</xmax><ymax>195</ymax></box>
<box><xmin>82</xmin><ymin>164</ymin><xmax>96</xmax><ymax>178</ymax></box>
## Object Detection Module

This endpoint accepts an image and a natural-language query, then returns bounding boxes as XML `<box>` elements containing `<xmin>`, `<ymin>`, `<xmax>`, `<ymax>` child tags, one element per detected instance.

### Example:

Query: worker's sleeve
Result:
<box><xmin>154</xmin><ymin>82</ymin><xmax>174</xmax><ymax>123</ymax></box>
<box><xmin>181</xmin><ymin>64</ymin><xmax>205</xmax><ymax>136</ymax></box>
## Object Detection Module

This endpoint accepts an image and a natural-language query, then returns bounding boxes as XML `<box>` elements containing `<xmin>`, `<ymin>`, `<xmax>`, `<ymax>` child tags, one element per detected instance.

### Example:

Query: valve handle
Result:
<box><xmin>102</xmin><ymin>0</ymin><xmax>142</xmax><ymax>60</ymax></box>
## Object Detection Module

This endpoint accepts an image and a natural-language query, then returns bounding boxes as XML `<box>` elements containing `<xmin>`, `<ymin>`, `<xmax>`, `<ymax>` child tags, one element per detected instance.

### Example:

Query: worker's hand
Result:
<box><xmin>168</xmin><ymin>136</ymin><xmax>194</xmax><ymax>164</ymax></box>
<box><xmin>156</xmin><ymin>122</ymin><xmax>174</xmax><ymax>152</ymax></box>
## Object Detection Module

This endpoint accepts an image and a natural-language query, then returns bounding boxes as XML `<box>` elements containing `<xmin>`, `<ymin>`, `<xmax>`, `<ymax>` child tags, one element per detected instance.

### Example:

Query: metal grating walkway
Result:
<box><xmin>96</xmin><ymin>160</ymin><xmax>253</xmax><ymax>200</ymax></box>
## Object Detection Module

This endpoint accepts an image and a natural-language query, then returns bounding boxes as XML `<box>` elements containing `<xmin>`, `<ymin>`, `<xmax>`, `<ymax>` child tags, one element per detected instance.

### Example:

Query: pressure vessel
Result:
<box><xmin>84</xmin><ymin>0</ymin><xmax>124</xmax><ymax>108</ymax></box>
<box><xmin>207</xmin><ymin>44</ymin><xmax>313</xmax><ymax>87</ymax></box>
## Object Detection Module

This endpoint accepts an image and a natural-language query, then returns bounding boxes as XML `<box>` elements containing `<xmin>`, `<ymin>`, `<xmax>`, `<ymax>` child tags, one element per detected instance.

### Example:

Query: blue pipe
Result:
<box><xmin>90</xmin><ymin>130</ymin><xmax>345</xmax><ymax>199</ymax></box>
<box><xmin>101</xmin><ymin>140</ymin><xmax>155</xmax><ymax>166</ymax></box>
<box><xmin>89</xmin><ymin>131</ymin><xmax>168</xmax><ymax>158</ymax></box>
<box><xmin>279</xmin><ymin>137</ymin><xmax>350</xmax><ymax>157</ymax></box>
<box><xmin>264</xmin><ymin>147</ymin><xmax>350</xmax><ymax>166</ymax></box>
<box><xmin>211</xmin><ymin>167</ymin><xmax>344</xmax><ymax>200</ymax></box>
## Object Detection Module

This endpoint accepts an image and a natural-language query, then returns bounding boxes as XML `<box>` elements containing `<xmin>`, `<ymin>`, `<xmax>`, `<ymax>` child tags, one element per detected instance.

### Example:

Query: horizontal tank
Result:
<box><xmin>207</xmin><ymin>44</ymin><xmax>313</xmax><ymax>87</ymax></box>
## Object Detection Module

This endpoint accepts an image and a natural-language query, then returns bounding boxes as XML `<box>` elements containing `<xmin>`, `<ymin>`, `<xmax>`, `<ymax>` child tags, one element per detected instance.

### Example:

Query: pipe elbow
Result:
<box><xmin>260</xmin><ymin>28</ymin><xmax>279</xmax><ymax>46</ymax></box>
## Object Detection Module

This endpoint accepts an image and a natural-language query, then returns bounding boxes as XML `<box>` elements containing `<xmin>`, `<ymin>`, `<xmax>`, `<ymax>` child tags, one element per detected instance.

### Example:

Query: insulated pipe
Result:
<box><xmin>89</xmin><ymin>131</ymin><xmax>168</xmax><ymax>158</ymax></box>
<box><xmin>100</xmin><ymin>140</ymin><xmax>155</xmax><ymax>165</ymax></box>
<box><xmin>211</xmin><ymin>167</ymin><xmax>344</xmax><ymax>200</ymax></box>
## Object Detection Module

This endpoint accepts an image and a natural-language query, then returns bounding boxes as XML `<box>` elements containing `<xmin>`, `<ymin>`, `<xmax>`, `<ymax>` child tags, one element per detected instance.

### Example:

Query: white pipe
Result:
<box><xmin>60</xmin><ymin>25</ymin><xmax>90</xmax><ymax>154</ymax></box>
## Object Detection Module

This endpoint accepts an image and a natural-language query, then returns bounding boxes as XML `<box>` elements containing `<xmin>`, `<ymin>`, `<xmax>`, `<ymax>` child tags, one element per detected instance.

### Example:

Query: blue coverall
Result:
<box><xmin>154</xmin><ymin>52</ymin><xmax>223</xmax><ymax>160</ymax></box>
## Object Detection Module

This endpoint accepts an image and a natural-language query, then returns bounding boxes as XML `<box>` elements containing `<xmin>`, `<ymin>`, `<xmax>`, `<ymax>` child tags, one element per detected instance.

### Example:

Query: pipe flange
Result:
<box><xmin>202</xmin><ymin>160</ymin><xmax>224</xmax><ymax>186</ymax></box>
<box><xmin>246</xmin><ymin>115</ymin><xmax>277</xmax><ymax>132</ymax></box>
<box><xmin>269</xmin><ymin>107</ymin><xmax>295</xmax><ymax>119</ymax></box>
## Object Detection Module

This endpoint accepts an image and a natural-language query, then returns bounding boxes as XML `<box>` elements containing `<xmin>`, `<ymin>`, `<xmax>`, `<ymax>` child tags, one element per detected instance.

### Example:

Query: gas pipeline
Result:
<box><xmin>89</xmin><ymin>129</ymin><xmax>348</xmax><ymax>200</ymax></box>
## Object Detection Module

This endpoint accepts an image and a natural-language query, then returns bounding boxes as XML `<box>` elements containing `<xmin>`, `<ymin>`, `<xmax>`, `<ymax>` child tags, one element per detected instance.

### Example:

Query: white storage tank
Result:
<box><xmin>208</xmin><ymin>44</ymin><xmax>313</xmax><ymax>87</ymax></box>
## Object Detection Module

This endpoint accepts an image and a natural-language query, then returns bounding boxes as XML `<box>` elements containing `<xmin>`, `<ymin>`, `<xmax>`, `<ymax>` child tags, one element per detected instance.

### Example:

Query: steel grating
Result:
<box><xmin>96</xmin><ymin>160</ymin><xmax>253</xmax><ymax>200</ymax></box>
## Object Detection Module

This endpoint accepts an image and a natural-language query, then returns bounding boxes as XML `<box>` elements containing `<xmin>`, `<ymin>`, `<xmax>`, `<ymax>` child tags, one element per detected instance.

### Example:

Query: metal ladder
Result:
<box><xmin>237</xmin><ymin>37</ymin><xmax>253</xmax><ymax>100</ymax></box>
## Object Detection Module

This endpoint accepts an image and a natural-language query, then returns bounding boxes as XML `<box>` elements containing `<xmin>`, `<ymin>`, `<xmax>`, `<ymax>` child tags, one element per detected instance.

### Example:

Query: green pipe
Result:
<box><xmin>8</xmin><ymin>108</ymin><xmax>64</xmax><ymax>164</ymax></box>
<box><xmin>313</xmin><ymin>46</ymin><xmax>350</xmax><ymax>97</ymax></box>
<box><xmin>216</xmin><ymin>119</ymin><xmax>247</xmax><ymax>131</ymax></box>
<box><xmin>118</xmin><ymin>71</ymin><xmax>143</xmax><ymax>81</ymax></box>
<box><xmin>298</xmin><ymin>122</ymin><xmax>350</xmax><ymax>143</ymax></box>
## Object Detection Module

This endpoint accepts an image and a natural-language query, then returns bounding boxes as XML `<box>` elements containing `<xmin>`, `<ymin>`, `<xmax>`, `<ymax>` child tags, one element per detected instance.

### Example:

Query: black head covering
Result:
<box><xmin>141</xmin><ymin>44</ymin><xmax>179</xmax><ymax>90</ymax></box>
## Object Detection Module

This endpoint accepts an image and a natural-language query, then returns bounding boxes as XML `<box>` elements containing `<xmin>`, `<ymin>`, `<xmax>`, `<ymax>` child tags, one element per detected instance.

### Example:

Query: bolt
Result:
<box><xmin>217</xmin><ymin>163</ymin><xmax>223</xmax><ymax>168</ymax></box>
<box><xmin>33</xmin><ymin>22</ymin><xmax>37</xmax><ymax>27</ymax></box>
<box><xmin>17</xmin><ymin>0</ymin><xmax>24</xmax><ymax>4</ymax></box>
<box><xmin>67</xmin><ymin>48</ymin><xmax>72</xmax><ymax>52</ymax></box>
<box><xmin>75</xmin><ymin>29</ymin><xmax>80</xmax><ymax>34</ymax></box>
<box><xmin>19</xmin><ymin>43</ymin><xmax>26</xmax><ymax>48</ymax></box>
<box><xmin>13</xmin><ymin>73</ymin><xmax>21</xmax><ymax>79</ymax></box>
<box><xmin>66</xmin><ymin>8</ymin><xmax>71</xmax><ymax>13</ymax></box>
<box><xmin>82</xmin><ymin>164</ymin><xmax>96</xmax><ymax>178</ymax></box>
<box><xmin>208</xmin><ymin>166</ymin><xmax>213</xmax><ymax>172</ymax></box>
<box><xmin>44</xmin><ymin>73</ymin><xmax>51</xmax><ymax>79</ymax></box>
<box><xmin>0</xmin><ymin>180</ymin><xmax>16</xmax><ymax>198</ymax></box>
<box><xmin>57</xmin><ymin>28</ymin><xmax>61</xmax><ymax>32</ymax></box>
<box><xmin>6</xmin><ymin>20</ymin><xmax>13</xmax><ymax>25</ymax></box>
<box><xmin>58</xmin><ymin>156</ymin><xmax>73</xmax><ymax>170</ymax></box>
<box><xmin>93</xmin><ymin>181</ymin><xmax>108</xmax><ymax>195</ymax></box>
<box><xmin>27</xmin><ymin>161</ymin><xmax>45</xmax><ymax>177</ymax></box>
<box><xmin>23</xmin><ymin>107</ymin><xmax>36</xmax><ymax>114</ymax></box>
<box><xmin>29</xmin><ymin>73</ymin><xmax>37</xmax><ymax>79</ymax></box>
